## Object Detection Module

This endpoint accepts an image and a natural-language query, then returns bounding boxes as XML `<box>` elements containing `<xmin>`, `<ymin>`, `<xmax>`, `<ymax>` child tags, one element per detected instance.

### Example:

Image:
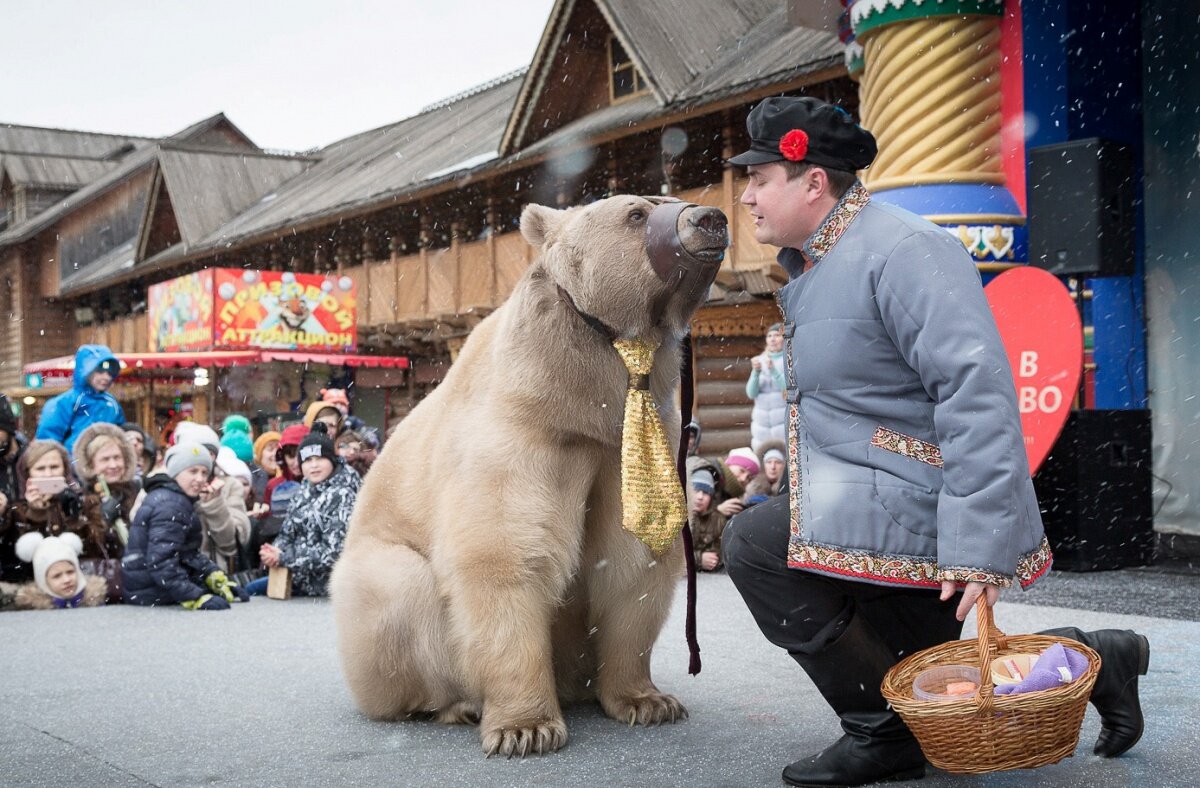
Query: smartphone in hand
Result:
<box><xmin>30</xmin><ymin>476</ymin><xmax>68</xmax><ymax>496</ymax></box>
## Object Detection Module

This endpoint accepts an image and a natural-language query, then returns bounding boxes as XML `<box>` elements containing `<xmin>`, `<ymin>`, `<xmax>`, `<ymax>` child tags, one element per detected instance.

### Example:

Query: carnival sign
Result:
<box><xmin>148</xmin><ymin>271</ymin><xmax>213</xmax><ymax>352</ymax></box>
<box><xmin>213</xmin><ymin>269</ymin><xmax>356</xmax><ymax>352</ymax></box>
<box><xmin>147</xmin><ymin>269</ymin><xmax>358</xmax><ymax>352</ymax></box>
<box><xmin>984</xmin><ymin>266</ymin><xmax>1083</xmax><ymax>475</ymax></box>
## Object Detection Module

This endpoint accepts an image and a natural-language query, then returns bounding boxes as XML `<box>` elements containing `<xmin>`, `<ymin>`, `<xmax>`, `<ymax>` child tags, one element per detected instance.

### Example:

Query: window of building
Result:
<box><xmin>609</xmin><ymin>37</ymin><xmax>647</xmax><ymax>102</ymax></box>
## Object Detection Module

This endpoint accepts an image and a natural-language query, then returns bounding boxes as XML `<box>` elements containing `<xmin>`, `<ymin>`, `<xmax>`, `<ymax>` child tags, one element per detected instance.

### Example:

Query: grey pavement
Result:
<box><xmin>1</xmin><ymin>570</ymin><xmax>1194</xmax><ymax>787</ymax></box>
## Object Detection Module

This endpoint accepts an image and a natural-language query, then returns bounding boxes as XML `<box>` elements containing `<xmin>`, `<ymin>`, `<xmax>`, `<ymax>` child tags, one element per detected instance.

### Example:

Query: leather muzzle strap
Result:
<box><xmin>645</xmin><ymin>199</ymin><xmax>697</xmax><ymax>284</ymax></box>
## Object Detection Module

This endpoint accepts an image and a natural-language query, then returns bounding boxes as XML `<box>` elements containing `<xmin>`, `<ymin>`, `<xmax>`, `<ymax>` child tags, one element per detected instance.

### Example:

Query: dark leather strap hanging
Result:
<box><xmin>676</xmin><ymin>332</ymin><xmax>701</xmax><ymax>675</ymax></box>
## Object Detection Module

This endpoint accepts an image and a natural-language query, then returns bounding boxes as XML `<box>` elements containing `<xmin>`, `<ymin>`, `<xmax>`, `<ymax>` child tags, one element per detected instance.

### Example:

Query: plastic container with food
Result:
<box><xmin>912</xmin><ymin>665</ymin><xmax>981</xmax><ymax>701</ymax></box>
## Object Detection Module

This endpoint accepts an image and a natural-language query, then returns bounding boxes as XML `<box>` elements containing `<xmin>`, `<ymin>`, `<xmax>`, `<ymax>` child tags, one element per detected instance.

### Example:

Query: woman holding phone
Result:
<box><xmin>2</xmin><ymin>440</ymin><xmax>89</xmax><ymax>582</ymax></box>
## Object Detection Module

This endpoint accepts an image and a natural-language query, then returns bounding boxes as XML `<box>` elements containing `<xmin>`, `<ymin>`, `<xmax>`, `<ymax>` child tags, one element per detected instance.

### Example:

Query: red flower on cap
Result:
<box><xmin>779</xmin><ymin>129</ymin><xmax>809</xmax><ymax>162</ymax></box>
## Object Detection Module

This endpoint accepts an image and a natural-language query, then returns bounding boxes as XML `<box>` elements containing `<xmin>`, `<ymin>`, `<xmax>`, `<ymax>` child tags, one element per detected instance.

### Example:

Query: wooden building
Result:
<box><xmin>2</xmin><ymin>0</ymin><xmax>849</xmax><ymax>452</ymax></box>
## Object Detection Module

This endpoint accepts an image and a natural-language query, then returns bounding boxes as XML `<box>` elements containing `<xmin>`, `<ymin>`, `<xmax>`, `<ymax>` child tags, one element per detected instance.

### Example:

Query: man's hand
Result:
<box><xmin>940</xmin><ymin>580</ymin><xmax>1001</xmax><ymax>621</ymax></box>
<box><xmin>716</xmin><ymin>498</ymin><xmax>744</xmax><ymax>517</ymax></box>
<box><xmin>700</xmin><ymin>551</ymin><xmax>720</xmax><ymax>571</ymax></box>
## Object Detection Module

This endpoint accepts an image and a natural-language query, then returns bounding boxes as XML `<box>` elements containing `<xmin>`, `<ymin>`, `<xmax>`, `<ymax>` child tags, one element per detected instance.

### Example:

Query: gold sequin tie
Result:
<box><xmin>612</xmin><ymin>337</ymin><xmax>686</xmax><ymax>555</ymax></box>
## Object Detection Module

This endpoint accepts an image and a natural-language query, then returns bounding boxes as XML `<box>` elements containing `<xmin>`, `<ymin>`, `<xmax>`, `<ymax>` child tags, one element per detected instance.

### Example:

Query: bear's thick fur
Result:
<box><xmin>331</xmin><ymin>195</ymin><xmax>727</xmax><ymax>757</ymax></box>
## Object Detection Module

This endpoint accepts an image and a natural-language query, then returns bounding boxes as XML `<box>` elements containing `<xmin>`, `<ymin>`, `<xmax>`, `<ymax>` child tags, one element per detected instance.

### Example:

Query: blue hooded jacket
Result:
<box><xmin>35</xmin><ymin>345</ymin><xmax>125</xmax><ymax>451</ymax></box>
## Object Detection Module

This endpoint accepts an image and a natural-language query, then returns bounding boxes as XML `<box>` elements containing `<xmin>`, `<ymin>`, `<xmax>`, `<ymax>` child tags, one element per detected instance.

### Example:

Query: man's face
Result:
<box><xmin>690</xmin><ymin>489</ymin><xmax>712</xmax><ymax>515</ymax></box>
<box><xmin>740</xmin><ymin>163</ymin><xmax>826</xmax><ymax>250</ymax></box>
<box><xmin>46</xmin><ymin>561</ymin><xmax>78</xmax><ymax>598</ymax></box>
<box><xmin>316</xmin><ymin>414</ymin><xmax>340</xmax><ymax>433</ymax></box>
<box><xmin>728</xmin><ymin>464</ymin><xmax>753</xmax><ymax>486</ymax></box>
<box><xmin>88</xmin><ymin>369</ymin><xmax>114</xmax><ymax>392</ymax></box>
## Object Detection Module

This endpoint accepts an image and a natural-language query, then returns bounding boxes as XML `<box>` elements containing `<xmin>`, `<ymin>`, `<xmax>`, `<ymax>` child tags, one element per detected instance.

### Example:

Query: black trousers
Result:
<box><xmin>723</xmin><ymin>496</ymin><xmax>964</xmax><ymax>660</ymax></box>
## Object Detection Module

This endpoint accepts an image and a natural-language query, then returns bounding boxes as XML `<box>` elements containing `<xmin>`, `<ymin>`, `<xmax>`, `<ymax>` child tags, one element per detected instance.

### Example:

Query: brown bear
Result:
<box><xmin>330</xmin><ymin>195</ymin><xmax>727</xmax><ymax>757</ymax></box>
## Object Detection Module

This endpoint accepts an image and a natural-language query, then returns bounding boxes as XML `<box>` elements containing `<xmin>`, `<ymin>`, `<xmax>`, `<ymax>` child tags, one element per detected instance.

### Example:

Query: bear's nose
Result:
<box><xmin>688</xmin><ymin>206</ymin><xmax>728</xmax><ymax>238</ymax></box>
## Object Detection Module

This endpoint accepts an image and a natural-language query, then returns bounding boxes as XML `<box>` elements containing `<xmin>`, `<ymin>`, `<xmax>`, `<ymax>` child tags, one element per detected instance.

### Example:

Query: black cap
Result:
<box><xmin>728</xmin><ymin>97</ymin><xmax>877</xmax><ymax>172</ymax></box>
<box><xmin>298</xmin><ymin>421</ymin><xmax>337</xmax><ymax>464</ymax></box>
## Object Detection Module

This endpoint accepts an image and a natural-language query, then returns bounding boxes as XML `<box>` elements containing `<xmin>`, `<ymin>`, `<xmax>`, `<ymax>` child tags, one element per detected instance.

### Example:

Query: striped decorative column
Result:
<box><xmin>850</xmin><ymin>0</ymin><xmax>1025</xmax><ymax>268</ymax></box>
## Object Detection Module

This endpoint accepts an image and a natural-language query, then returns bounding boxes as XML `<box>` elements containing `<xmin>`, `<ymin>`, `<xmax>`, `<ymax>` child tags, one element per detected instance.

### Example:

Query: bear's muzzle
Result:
<box><xmin>645</xmin><ymin>201</ymin><xmax>728</xmax><ymax>292</ymax></box>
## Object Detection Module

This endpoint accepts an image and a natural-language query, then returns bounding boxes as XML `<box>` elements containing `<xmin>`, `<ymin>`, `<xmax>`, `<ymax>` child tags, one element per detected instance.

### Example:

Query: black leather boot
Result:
<box><xmin>1040</xmin><ymin>627</ymin><xmax>1150</xmax><ymax>757</ymax></box>
<box><xmin>784</xmin><ymin>614</ymin><xmax>926</xmax><ymax>787</ymax></box>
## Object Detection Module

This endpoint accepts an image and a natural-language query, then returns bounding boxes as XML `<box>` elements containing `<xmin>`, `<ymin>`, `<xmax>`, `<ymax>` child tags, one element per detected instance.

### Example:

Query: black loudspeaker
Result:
<box><xmin>1033</xmin><ymin>409</ymin><xmax>1154</xmax><ymax>571</ymax></box>
<box><xmin>1028</xmin><ymin>138</ymin><xmax>1135</xmax><ymax>276</ymax></box>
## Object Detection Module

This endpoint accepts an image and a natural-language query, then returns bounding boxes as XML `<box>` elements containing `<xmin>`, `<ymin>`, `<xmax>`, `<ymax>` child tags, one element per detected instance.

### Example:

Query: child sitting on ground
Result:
<box><xmin>252</xmin><ymin>422</ymin><xmax>361</xmax><ymax>597</ymax></box>
<box><xmin>122</xmin><ymin>440</ymin><xmax>250</xmax><ymax>610</ymax></box>
<box><xmin>688</xmin><ymin>468</ymin><xmax>727</xmax><ymax>572</ymax></box>
<box><xmin>0</xmin><ymin>532</ymin><xmax>107</xmax><ymax>610</ymax></box>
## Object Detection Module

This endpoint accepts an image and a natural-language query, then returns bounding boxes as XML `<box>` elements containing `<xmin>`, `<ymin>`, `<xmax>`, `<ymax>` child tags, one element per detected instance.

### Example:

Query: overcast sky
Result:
<box><xmin>1</xmin><ymin>0</ymin><xmax>558</xmax><ymax>152</ymax></box>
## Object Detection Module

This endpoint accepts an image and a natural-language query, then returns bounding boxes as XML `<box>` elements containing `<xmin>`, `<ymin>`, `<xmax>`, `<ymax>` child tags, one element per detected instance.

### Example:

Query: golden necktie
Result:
<box><xmin>612</xmin><ymin>337</ymin><xmax>686</xmax><ymax>555</ymax></box>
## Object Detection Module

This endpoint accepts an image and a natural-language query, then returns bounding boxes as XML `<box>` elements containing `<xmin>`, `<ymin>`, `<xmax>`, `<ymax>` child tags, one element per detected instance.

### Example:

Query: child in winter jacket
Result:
<box><xmin>256</xmin><ymin>422</ymin><xmax>360</xmax><ymax>596</ymax></box>
<box><xmin>0</xmin><ymin>532</ymin><xmax>106</xmax><ymax>610</ymax></box>
<box><xmin>121</xmin><ymin>441</ymin><xmax>249</xmax><ymax>610</ymax></box>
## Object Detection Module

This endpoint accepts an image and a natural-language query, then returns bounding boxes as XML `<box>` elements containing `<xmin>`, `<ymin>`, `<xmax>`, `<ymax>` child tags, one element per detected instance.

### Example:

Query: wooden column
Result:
<box><xmin>418</xmin><ymin>210</ymin><xmax>431</xmax><ymax>322</ymax></box>
<box><xmin>485</xmin><ymin>197</ymin><xmax>498</xmax><ymax>306</ymax></box>
<box><xmin>388</xmin><ymin>236</ymin><xmax>401</xmax><ymax>329</ymax></box>
<box><xmin>722</xmin><ymin>111</ymin><xmax>739</xmax><ymax>270</ymax></box>
<box><xmin>450</xmin><ymin>221</ymin><xmax>461</xmax><ymax>317</ymax></box>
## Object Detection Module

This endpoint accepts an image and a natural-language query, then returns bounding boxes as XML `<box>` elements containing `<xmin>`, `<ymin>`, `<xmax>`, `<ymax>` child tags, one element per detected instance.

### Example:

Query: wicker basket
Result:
<box><xmin>881</xmin><ymin>597</ymin><xmax>1101</xmax><ymax>774</ymax></box>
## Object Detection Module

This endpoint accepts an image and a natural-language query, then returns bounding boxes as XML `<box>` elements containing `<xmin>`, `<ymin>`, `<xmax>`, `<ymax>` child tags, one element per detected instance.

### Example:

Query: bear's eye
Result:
<box><xmin>628</xmin><ymin>208</ymin><xmax>646</xmax><ymax>223</ymax></box>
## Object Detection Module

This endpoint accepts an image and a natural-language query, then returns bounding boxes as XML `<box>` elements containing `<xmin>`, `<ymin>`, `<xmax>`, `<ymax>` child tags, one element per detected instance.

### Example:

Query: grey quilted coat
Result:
<box><xmin>773</xmin><ymin>182</ymin><xmax>1051</xmax><ymax>590</ymax></box>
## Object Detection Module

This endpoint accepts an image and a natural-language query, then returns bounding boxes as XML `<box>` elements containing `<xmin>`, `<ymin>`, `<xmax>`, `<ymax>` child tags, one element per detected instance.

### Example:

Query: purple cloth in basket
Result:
<box><xmin>994</xmin><ymin>643</ymin><xmax>1089</xmax><ymax>696</ymax></box>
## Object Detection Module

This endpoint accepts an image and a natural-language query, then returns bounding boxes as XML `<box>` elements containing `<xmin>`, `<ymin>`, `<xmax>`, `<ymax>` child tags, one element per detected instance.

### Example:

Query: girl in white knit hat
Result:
<box><xmin>0</xmin><ymin>532</ymin><xmax>107</xmax><ymax>610</ymax></box>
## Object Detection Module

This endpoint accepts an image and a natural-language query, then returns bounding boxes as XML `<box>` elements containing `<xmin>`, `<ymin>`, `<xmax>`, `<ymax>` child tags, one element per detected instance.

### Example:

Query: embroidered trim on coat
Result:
<box><xmin>870</xmin><ymin>426</ymin><xmax>944</xmax><ymax>468</ymax></box>
<box><xmin>787</xmin><ymin>535</ymin><xmax>1054</xmax><ymax>591</ymax></box>
<box><xmin>802</xmin><ymin>181</ymin><xmax>870</xmax><ymax>263</ymax></box>
<box><xmin>1014</xmin><ymin>535</ymin><xmax>1054</xmax><ymax>588</ymax></box>
<box><xmin>786</xmin><ymin>402</ymin><xmax>803</xmax><ymax>544</ymax></box>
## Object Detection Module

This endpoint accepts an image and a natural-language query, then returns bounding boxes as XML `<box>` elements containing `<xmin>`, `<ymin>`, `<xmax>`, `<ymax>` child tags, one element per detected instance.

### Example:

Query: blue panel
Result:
<box><xmin>1089</xmin><ymin>276</ymin><xmax>1147</xmax><ymax>409</ymax></box>
<box><xmin>872</xmin><ymin>183</ymin><xmax>1022</xmax><ymax>216</ymax></box>
<box><xmin>1021</xmin><ymin>0</ymin><xmax>1070</xmax><ymax>148</ymax></box>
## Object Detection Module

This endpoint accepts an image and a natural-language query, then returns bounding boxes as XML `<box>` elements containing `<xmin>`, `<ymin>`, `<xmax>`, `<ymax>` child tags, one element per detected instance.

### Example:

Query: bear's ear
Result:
<box><xmin>520</xmin><ymin>204</ymin><xmax>563</xmax><ymax>248</ymax></box>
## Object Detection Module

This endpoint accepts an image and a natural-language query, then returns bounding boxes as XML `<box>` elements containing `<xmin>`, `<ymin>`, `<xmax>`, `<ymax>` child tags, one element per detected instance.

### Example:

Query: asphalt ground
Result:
<box><xmin>1</xmin><ymin>569</ymin><xmax>1194</xmax><ymax>787</ymax></box>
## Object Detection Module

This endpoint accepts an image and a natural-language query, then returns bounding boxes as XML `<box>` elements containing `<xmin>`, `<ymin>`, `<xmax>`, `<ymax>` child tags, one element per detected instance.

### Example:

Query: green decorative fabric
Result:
<box><xmin>851</xmin><ymin>0</ymin><xmax>1003</xmax><ymax>38</ymax></box>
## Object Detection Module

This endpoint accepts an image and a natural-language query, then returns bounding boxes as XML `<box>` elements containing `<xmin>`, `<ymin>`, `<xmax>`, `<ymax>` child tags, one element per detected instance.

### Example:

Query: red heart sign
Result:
<box><xmin>984</xmin><ymin>267</ymin><xmax>1083</xmax><ymax>475</ymax></box>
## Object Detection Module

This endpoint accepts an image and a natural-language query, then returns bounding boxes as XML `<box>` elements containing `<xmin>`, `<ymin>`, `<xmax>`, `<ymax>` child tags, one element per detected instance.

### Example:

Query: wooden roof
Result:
<box><xmin>0</xmin><ymin>153</ymin><xmax>118</xmax><ymax>189</ymax></box>
<box><xmin>0</xmin><ymin>123</ymin><xmax>152</xmax><ymax>159</ymax></box>
<box><xmin>0</xmin><ymin>114</ymin><xmax>263</xmax><ymax>248</ymax></box>
<box><xmin>156</xmin><ymin>148</ymin><xmax>312</xmax><ymax>247</ymax></box>
<box><xmin>166</xmin><ymin>72</ymin><xmax>524</xmax><ymax>257</ymax></box>
<box><xmin>501</xmin><ymin>0</ymin><xmax>842</xmax><ymax>154</ymax></box>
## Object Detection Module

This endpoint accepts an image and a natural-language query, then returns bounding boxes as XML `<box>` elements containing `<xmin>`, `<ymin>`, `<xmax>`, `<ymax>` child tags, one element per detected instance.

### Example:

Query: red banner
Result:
<box><xmin>147</xmin><ymin>269</ymin><xmax>358</xmax><ymax>352</ymax></box>
<box><xmin>213</xmin><ymin>269</ymin><xmax>357</xmax><ymax>352</ymax></box>
<box><xmin>984</xmin><ymin>267</ymin><xmax>1083</xmax><ymax>475</ymax></box>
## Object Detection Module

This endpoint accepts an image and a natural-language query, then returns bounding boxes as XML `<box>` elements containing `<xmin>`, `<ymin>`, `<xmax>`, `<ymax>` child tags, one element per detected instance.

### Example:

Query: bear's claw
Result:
<box><xmin>481</xmin><ymin>719</ymin><xmax>568</xmax><ymax>758</ymax></box>
<box><xmin>604</xmin><ymin>690</ymin><xmax>688</xmax><ymax>727</ymax></box>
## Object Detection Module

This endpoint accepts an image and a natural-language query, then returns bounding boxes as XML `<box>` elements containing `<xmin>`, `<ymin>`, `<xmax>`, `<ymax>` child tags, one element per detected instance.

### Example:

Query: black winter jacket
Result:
<box><xmin>122</xmin><ymin>474</ymin><xmax>220</xmax><ymax>606</ymax></box>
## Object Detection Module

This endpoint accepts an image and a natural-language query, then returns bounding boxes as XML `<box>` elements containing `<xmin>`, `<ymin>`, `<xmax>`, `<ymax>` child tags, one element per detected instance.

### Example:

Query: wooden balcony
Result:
<box><xmin>345</xmin><ymin>181</ymin><xmax>781</xmax><ymax>332</ymax></box>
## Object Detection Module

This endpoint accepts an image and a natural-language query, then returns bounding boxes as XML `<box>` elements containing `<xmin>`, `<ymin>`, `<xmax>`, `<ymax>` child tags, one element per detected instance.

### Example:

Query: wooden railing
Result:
<box><xmin>76</xmin><ymin>313</ymin><xmax>149</xmax><ymax>354</ymax></box>
<box><xmin>343</xmin><ymin>180</ymin><xmax>781</xmax><ymax>331</ymax></box>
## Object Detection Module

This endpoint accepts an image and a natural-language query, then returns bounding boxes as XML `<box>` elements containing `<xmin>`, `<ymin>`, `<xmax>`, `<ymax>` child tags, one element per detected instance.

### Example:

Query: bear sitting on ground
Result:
<box><xmin>331</xmin><ymin>195</ymin><xmax>727</xmax><ymax>757</ymax></box>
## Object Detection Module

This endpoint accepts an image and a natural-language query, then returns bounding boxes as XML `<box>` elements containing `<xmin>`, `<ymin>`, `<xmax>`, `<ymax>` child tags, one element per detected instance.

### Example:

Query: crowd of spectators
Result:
<box><xmin>0</xmin><ymin>345</ymin><xmax>380</xmax><ymax>612</ymax></box>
